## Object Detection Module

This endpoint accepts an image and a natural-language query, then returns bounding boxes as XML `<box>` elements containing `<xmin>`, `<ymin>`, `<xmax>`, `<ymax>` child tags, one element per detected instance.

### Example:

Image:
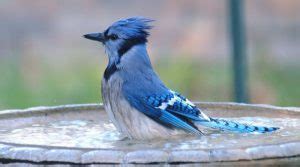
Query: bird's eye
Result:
<box><xmin>109</xmin><ymin>34</ymin><xmax>118</xmax><ymax>41</ymax></box>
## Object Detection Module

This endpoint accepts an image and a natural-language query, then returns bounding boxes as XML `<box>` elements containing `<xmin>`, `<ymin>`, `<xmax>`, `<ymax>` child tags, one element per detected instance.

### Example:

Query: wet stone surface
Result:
<box><xmin>0</xmin><ymin>103</ymin><xmax>299</xmax><ymax>164</ymax></box>
<box><xmin>0</xmin><ymin>117</ymin><xmax>299</xmax><ymax>150</ymax></box>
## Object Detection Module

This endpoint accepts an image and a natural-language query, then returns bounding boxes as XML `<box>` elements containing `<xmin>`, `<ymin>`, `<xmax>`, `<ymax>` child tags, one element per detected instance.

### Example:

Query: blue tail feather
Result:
<box><xmin>197</xmin><ymin>117</ymin><xmax>279</xmax><ymax>133</ymax></box>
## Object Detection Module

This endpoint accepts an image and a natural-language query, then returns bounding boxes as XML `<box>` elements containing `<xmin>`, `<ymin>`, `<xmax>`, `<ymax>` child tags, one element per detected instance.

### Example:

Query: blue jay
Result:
<box><xmin>84</xmin><ymin>17</ymin><xmax>279</xmax><ymax>140</ymax></box>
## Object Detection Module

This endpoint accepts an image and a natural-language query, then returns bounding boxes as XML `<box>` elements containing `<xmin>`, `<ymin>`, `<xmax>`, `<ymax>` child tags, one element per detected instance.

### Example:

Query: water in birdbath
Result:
<box><xmin>0</xmin><ymin>117</ymin><xmax>299</xmax><ymax>150</ymax></box>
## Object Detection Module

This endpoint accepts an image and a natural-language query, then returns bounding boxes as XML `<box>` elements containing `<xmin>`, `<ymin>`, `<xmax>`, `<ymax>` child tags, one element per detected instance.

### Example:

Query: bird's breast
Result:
<box><xmin>101</xmin><ymin>74</ymin><xmax>183</xmax><ymax>139</ymax></box>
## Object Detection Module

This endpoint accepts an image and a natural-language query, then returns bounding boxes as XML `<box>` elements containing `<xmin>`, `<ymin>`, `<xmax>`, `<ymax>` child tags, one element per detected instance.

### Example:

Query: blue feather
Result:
<box><xmin>107</xmin><ymin>17</ymin><xmax>154</xmax><ymax>42</ymax></box>
<box><xmin>159</xmin><ymin>111</ymin><xmax>203</xmax><ymax>135</ymax></box>
<box><xmin>123</xmin><ymin>89</ymin><xmax>203</xmax><ymax>135</ymax></box>
<box><xmin>197</xmin><ymin>118</ymin><xmax>279</xmax><ymax>133</ymax></box>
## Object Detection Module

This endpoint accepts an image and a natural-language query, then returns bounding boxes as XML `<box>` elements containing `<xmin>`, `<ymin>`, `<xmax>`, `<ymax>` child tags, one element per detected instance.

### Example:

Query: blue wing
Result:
<box><xmin>164</xmin><ymin>90</ymin><xmax>210</xmax><ymax>121</ymax></box>
<box><xmin>123</xmin><ymin>88</ymin><xmax>209</xmax><ymax>136</ymax></box>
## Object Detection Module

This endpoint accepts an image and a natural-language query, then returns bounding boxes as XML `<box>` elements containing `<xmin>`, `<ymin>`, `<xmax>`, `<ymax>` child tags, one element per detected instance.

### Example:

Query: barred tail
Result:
<box><xmin>197</xmin><ymin>118</ymin><xmax>279</xmax><ymax>133</ymax></box>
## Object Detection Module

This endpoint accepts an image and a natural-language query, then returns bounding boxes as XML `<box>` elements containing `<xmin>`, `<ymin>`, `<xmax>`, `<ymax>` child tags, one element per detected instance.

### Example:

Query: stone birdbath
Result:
<box><xmin>0</xmin><ymin>102</ymin><xmax>300</xmax><ymax>165</ymax></box>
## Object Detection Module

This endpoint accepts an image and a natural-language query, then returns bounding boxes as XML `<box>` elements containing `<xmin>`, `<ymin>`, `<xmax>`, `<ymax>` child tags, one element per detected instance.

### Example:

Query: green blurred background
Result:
<box><xmin>0</xmin><ymin>0</ymin><xmax>299</xmax><ymax>109</ymax></box>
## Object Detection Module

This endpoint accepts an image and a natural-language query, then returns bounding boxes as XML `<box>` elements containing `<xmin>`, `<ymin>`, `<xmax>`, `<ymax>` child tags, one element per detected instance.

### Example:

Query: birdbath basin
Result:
<box><xmin>0</xmin><ymin>102</ymin><xmax>300</xmax><ymax>165</ymax></box>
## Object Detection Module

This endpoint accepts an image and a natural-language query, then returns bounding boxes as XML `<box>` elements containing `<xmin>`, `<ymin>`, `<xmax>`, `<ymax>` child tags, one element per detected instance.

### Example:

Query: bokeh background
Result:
<box><xmin>0</xmin><ymin>0</ymin><xmax>299</xmax><ymax>109</ymax></box>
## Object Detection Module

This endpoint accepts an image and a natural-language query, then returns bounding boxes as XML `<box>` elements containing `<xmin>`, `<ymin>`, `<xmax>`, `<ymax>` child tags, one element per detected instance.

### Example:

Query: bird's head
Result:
<box><xmin>84</xmin><ymin>17</ymin><xmax>153</xmax><ymax>56</ymax></box>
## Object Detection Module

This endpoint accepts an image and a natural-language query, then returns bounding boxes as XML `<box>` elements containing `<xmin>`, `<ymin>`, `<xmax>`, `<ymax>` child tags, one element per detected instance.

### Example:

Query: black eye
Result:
<box><xmin>109</xmin><ymin>34</ymin><xmax>118</xmax><ymax>40</ymax></box>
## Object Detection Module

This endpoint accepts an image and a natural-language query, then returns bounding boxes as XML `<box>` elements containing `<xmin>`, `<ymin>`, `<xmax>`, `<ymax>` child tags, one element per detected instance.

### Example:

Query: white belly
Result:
<box><xmin>101</xmin><ymin>74</ymin><xmax>183</xmax><ymax>140</ymax></box>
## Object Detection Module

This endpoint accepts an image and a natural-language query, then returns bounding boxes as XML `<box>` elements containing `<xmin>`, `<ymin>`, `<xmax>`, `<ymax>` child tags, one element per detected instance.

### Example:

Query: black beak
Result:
<box><xmin>83</xmin><ymin>32</ymin><xmax>104</xmax><ymax>42</ymax></box>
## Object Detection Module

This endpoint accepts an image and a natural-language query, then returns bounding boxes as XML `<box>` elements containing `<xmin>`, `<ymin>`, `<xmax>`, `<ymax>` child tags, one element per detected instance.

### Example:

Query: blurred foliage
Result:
<box><xmin>253</xmin><ymin>54</ymin><xmax>300</xmax><ymax>106</ymax></box>
<box><xmin>0</xmin><ymin>57</ymin><xmax>103</xmax><ymax>109</ymax></box>
<box><xmin>155</xmin><ymin>56</ymin><xmax>231</xmax><ymax>102</ymax></box>
<box><xmin>0</xmin><ymin>55</ymin><xmax>298</xmax><ymax>110</ymax></box>
<box><xmin>0</xmin><ymin>1</ymin><xmax>299</xmax><ymax>109</ymax></box>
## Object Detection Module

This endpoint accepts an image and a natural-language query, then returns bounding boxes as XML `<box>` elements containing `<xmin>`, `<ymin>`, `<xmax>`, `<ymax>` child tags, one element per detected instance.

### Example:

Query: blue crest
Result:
<box><xmin>105</xmin><ymin>17</ymin><xmax>154</xmax><ymax>42</ymax></box>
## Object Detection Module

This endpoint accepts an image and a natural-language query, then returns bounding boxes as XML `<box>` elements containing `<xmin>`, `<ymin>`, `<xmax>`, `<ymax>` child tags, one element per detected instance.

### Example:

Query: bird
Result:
<box><xmin>83</xmin><ymin>17</ymin><xmax>279</xmax><ymax>140</ymax></box>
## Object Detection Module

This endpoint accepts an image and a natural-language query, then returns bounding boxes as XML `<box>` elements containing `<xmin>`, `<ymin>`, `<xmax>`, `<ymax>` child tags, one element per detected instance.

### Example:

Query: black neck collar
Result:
<box><xmin>104</xmin><ymin>38</ymin><xmax>146</xmax><ymax>81</ymax></box>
